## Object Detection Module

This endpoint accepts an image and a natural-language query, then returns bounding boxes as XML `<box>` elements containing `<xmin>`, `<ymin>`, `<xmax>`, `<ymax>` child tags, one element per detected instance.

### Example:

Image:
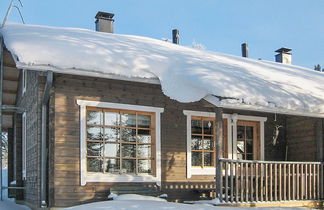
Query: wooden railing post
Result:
<box><xmin>215</xmin><ymin>107</ymin><xmax>223</xmax><ymax>201</ymax></box>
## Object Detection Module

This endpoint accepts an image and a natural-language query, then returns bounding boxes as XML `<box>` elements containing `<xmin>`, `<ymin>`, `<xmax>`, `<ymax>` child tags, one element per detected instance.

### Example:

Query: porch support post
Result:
<box><xmin>0</xmin><ymin>35</ymin><xmax>4</xmax><ymax>201</ymax></box>
<box><xmin>315</xmin><ymin>119</ymin><xmax>323</xmax><ymax>161</ymax></box>
<box><xmin>215</xmin><ymin>106</ymin><xmax>223</xmax><ymax>200</ymax></box>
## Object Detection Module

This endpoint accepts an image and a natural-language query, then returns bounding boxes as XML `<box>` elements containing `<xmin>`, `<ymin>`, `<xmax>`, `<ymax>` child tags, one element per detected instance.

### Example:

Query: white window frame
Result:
<box><xmin>184</xmin><ymin>110</ymin><xmax>266</xmax><ymax>178</ymax></box>
<box><xmin>22</xmin><ymin>112</ymin><xmax>27</xmax><ymax>180</ymax></box>
<box><xmin>22</xmin><ymin>69</ymin><xmax>27</xmax><ymax>95</ymax></box>
<box><xmin>230</xmin><ymin>114</ymin><xmax>267</xmax><ymax>161</ymax></box>
<box><xmin>77</xmin><ymin>100</ymin><xmax>164</xmax><ymax>186</ymax></box>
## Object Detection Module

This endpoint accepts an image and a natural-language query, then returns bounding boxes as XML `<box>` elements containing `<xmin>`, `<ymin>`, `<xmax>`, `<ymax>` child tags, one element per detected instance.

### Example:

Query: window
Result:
<box><xmin>184</xmin><ymin>111</ymin><xmax>266</xmax><ymax>178</ymax></box>
<box><xmin>86</xmin><ymin>108</ymin><xmax>154</xmax><ymax>175</ymax></box>
<box><xmin>22</xmin><ymin>69</ymin><xmax>27</xmax><ymax>95</ymax></box>
<box><xmin>235</xmin><ymin>120</ymin><xmax>260</xmax><ymax>160</ymax></box>
<box><xmin>22</xmin><ymin>112</ymin><xmax>27</xmax><ymax>179</ymax></box>
<box><xmin>184</xmin><ymin>110</ymin><xmax>229</xmax><ymax>178</ymax></box>
<box><xmin>191</xmin><ymin>116</ymin><xmax>215</xmax><ymax>167</ymax></box>
<box><xmin>77</xmin><ymin>100</ymin><xmax>164</xmax><ymax>186</ymax></box>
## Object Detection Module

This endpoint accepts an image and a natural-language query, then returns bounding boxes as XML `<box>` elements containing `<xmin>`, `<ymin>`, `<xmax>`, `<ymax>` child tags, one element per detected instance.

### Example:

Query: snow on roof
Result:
<box><xmin>2</xmin><ymin>23</ymin><xmax>324</xmax><ymax>117</ymax></box>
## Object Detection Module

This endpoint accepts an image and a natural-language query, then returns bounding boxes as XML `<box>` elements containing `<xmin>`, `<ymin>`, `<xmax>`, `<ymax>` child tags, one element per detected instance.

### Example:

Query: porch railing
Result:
<box><xmin>219</xmin><ymin>158</ymin><xmax>324</xmax><ymax>203</ymax></box>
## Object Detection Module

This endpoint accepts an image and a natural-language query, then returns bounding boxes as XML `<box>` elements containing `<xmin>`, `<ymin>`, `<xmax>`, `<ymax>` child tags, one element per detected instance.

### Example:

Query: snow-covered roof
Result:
<box><xmin>1</xmin><ymin>23</ymin><xmax>324</xmax><ymax>117</ymax></box>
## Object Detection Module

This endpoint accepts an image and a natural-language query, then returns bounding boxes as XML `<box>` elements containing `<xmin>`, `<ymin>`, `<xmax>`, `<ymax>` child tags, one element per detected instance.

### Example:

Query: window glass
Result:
<box><xmin>87</xmin><ymin>158</ymin><xmax>103</xmax><ymax>172</ymax></box>
<box><xmin>138</xmin><ymin>160</ymin><xmax>151</xmax><ymax>173</ymax></box>
<box><xmin>203</xmin><ymin>120</ymin><xmax>213</xmax><ymax>134</ymax></box>
<box><xmin>86</xmin><ymin>108</ymin><xmax>154</xmax><ymax>175</ymax></box>
<box><xmin>87</xmin><ymin>142</ymin><xmax>103</xmax><ymax>156</ymax></box>
<box><xmin>105</xmin><ymin>158</ymin><xmax>120</xmax><ymax>173</ymax></box>
<box><xmin>121</xmin><ymin>113</ymin><xmax>136</xmax><ymax>127</ymax></box>
<box><xmin>191</xmin><ymin>117</ymin><xmax>215</xmax><ymax>168</ymax></box>
<box><xmin>191</xmin><ymin>136</ymin><xmax>203</xmax><ymax>150</ymax></box>
<box><xmin>87</xmin><ymin>111</ymin><xmax>103</xmax><ymax>125</ymax></box>
<box><xmin>138</xmin><ymin>115</ymin><xmax>151</xmax><ymax>128</ymax></box>
<box><xmin>105</xmin><ymin>112</ymin><xmax>120</xmax><ymax>126</ymax></box>
<box><xmin>87</xmin><ymin>127</ymin><xmax>103</xmax><ymax>140</ymax></box>
<box><xmin>236</xmin><ymin>124</ymin><xmax>254</xmax><ymax>160</ymax></box>
<box><xmin>191</xmin><ymin>120</ymin><xmax>202</xmax><ymax>134</ymax></box>
<box><xmin>192</xmin><ymin>152</ymin><xmax>202</xmax><ymax>166</ymax></box>
<box><xmin>122</xmin><ymin>159</ymin><xmax>136</xmax><ymax>173</ymax></box>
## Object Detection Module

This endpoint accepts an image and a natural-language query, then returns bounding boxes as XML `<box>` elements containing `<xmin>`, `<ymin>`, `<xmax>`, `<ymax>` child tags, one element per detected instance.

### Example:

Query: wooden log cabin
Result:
<box><xmin>0</xmin><ymin>12</ymin><xmax>323</xmax><ymax>209</ymax></box>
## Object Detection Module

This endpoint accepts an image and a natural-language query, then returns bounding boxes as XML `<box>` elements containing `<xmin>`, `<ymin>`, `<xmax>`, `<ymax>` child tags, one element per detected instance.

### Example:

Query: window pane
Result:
<box><xmin>105</xmin><ymin>158</ymin><xmax>120</xmax><ymax>173</ymax></box>
<box><xmin>104</xmin><ymin>127</ymin><xmax>119</xmax><ymax>142</ymax></box>
<box><xmin>203</xmin><ymin>136</ymin><xmax>214</xmax><ymax>150</ymax></box>
<box><xmin>122</xmin><ymin>159</ymin><xmax>136</xmax><ymax>173</ymax></box>
<box><xmin>87</xmin><ymin>157</ymin><xmax>103</xmax><ymax>172</ymax></box>
<box><xmin>192</xmin><ymin>152</ymin><xmax>202</xmax><ymax>166</ymax></box>
<box><xmin>191</xmin><ymin>120</ymin><xmax>202</xmax><ymax>134</ymax></box>
<box><xmin>191</xmin><ymin>136</ymin><xmax>203</xmax><ymax>150</ymax></box>
<box><xmin>137</xmin><ymin>132</ymin><xmax>151</xmax><ymax>143</ymax></box>
<box><xmin>104</xmin><ymin>112</ymin><xmax>120</xmax><ymax>126</ymax></box>
<box><xmin>121</xmin><ymin>128</ymin><xmax>136</xmax><ymax>142</ymax></box>
<box><xmin>121</xmin><ymin>113</ymin><xmax>136</xmax><ymax>127</ymax></box>
<box><xmin>237</xmin><ymin>126</ymin><xmax>244</xmax><ymax>140</ymax></box>
<box><xmin>87</xmin><ymin>111</ymin><xmax>102</xmax><ymax>125</ymax></box>
<box><xmin>246</xmin><ymin>140</ymin><xmax>253</xmax><ymax>153</ymax></box>
<box><xmin>87</xmin><ymin>142</ymin><xmax>103</xmax><ymax>156</ymax></box>
<box><xmin>121</xmin><ymin>144</ymin><xmax>136</xmax><ymax>157</ymax></box>
<box><xmin>203</xmin><ymin>120</ymin><xmax>213</xmax><ymax>135</ymax></box>
<box><xmin>246</xmin><ymin>126</ymin><xmax>253</xmax><ymax>139</ymax></box>
<box><xmin>138</xmin><ymin>160</ymin><xmax>151</xmax><ymax>174</ymax></box>
<box><xmin>237</xmin><ymin>153</ymin><xmax>244</xmax><ymax>160</ymax></box>
<box><xmin>87</xmin><ymin>127</ymin><xmax>103</xmax><ymax>140</ymax></box>
<box><xmin>138</xmin><ymin>115</ymin><xmax>151</xmax><ymax>128</ymax></box>
<box><xmin>237</xmin><ymin>141</ymin><xmax>245</xmax><ymax>153</ymax></box>
<box><xmin>246</xmin><ymin>154</ymin><xmax>253</xmax><ymax>160</ymax></box>
<box><xmin>204</xmin><ymin>152</ymin><xmax>214</xmax><ymax>166</ymax></box>
<box><xmin>137</xmin><ymin>145</ymin><xmax>151</xmax><ymax>158</ymax></box>
<box><xmin>104</xmin><ymin>143</ymin><xmax>120</xmax><ymax>157</ymax></box>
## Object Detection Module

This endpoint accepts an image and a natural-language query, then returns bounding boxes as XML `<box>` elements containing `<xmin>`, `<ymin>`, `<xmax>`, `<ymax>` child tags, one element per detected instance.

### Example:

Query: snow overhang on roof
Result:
<box><xmin>2</xmin><ymin>23</ymin><xmax>324</xmax><ymax>118</ymax></box>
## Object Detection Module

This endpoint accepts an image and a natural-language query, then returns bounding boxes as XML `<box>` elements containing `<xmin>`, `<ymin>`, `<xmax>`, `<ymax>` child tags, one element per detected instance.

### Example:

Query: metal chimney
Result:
<box><xmin>95</xmin><ymin>11</ymin><xmax>114</xmax><ymax>33</ymax></box>
<box><xmin>172</xmin><ymin>29</ymin><xmax>179</xmax><ymax>44</ymax></box>
<box><xmin>275</xmin><ymin>47</ymin><xmax>292</xmax><ymax>64</ymax></box>
<box><xmin>241</xmin><ymin>43</ymin><xmax>248</xmax><ymax>58</ymax></box>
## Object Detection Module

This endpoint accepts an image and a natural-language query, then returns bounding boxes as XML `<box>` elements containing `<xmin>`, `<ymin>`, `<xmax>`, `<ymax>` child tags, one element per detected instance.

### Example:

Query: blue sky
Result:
<box><xmin>1</xmin><ymin>0</ymin><xmax>323</xmax><ymax>69</ymax></box>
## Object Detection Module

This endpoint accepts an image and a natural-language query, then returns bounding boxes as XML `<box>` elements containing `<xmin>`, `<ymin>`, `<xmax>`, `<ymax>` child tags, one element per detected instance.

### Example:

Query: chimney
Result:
<box><xmin>172</xmin><ymin>29</ymin><xmax>179</xmax><ymax>44</ymax></box>
<box><xmin>95</xmin><ymin>11</ymin><xmax>114</xmax><ymax>33</ymax></box>
<box><xmin>275</xmin><ymin>47</ymin><xmax>292</xmax><ymax>64</ymax></box>
<box><xmin>241</xmin><ymin>43</ymin><xmax>248</xmax><ymax>58</ymax></box>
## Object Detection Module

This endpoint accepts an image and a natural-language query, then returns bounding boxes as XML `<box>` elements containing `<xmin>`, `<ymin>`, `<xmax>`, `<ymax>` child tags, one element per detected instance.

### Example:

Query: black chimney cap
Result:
<box><xmin>95</xmin><ymin>11</ymin><xmax>114</xmax><ymax>20</ymax></box>
<box><xmin>275</xmin><ymin>47</ymin><xmax>292</xmax><ymax>54</ymax></box>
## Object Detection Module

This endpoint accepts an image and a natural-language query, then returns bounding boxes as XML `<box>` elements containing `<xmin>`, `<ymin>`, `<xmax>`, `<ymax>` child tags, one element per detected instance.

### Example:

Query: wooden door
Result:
<box><xmin>236</xmin><ymin>120</ymin><xmax>260</xmax><ymax>160</ymax></box>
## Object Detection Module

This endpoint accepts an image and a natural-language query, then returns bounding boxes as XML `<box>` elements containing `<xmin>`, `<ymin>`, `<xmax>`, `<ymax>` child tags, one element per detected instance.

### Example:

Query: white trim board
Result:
<box><xmin>183</xmin><ymin>110</ymin><xmax>267</xmax><ymax>178</ymax></box>
<box><xmin>77</xmin><ymin>99</ymin><xmax>164</xmax><ymax>186</ymax></box>
<box><xmin>183</xmin><ymin>110</ymin><xmax>231</xmax><ymax>178</ymax></box>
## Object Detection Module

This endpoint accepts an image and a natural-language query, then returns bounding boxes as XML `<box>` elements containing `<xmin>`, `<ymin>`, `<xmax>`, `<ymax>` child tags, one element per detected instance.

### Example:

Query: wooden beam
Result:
<box><xmin>315</xmin><ymin>119</ymin><xmax>323</xmax><ymax>161</ymax></box>
<box><xmin>215</xmin><ymin>106</ymin><xmax>223</xmax><ymax>200</ymax></box>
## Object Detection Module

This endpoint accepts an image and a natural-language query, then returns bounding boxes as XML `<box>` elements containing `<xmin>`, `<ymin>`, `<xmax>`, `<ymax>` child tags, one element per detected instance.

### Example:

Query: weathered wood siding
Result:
<box><xmin>52</xmin><ymin>73</ymin><xmax>293</xmax><ymax>207</ymax></box>
<box><xmin>286</xmin><ymin>116</ymin><xmax>323</xmax><ymax>161</ymax></box>
<box><xmin>15</xmin><ymin>70</ymin><xmax>45</xmax><ymax>207</ymax></box>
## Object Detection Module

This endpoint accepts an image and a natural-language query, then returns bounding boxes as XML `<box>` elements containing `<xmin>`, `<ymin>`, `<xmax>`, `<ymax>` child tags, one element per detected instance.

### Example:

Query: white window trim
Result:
<box><xmin>77</xmin><ymin>100</ymin><xmax>164</xmax><ymax>186</ymax></box>
<box><xmin>183</xmin><ymin>110</ymin><xmax>231</xmax><ymax>178</ymax></box>
<box><xmin>22</xmin><ymin>69</ymin><xmax>27</xmax><ymax>95</ymax></box>
<box><xmin>230</xmin><ymin>114</ymin><xmax>267</xmax><ymax>161</ymax></box>
<box><xmin>184</xmin><ymin>110</ymin><xmax>266</xmax><ymax>178</ymax></box>
<box><xmin>22</xmin><ymin>112</ymin><xmax>27</xmax><ymax>180</ymax></box>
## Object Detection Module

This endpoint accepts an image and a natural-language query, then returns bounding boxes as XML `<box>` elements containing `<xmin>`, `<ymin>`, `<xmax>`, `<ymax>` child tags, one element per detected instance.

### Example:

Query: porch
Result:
<box><xmin>217</xmin><ymin>159</ymin><xmax>324</xmax><ymax>205</ymax></box>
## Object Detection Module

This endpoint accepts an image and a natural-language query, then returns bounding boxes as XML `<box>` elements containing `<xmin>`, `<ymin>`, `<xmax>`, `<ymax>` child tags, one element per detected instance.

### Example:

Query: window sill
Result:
<box><xmin>84</xmin><ymin>173</ymin><xmax>160</xmax><ymax>184</ymax></box>
<box><xmin>191</xmin><ymin>167</ymin><xmax>215</xmax><ymax>176</ymax></box>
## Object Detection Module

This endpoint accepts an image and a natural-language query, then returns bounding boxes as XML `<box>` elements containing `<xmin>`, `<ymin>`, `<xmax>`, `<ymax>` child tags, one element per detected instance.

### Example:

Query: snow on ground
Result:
<box><xmin>0</xmin><ymin>200</ymin><xmax>31</xmax><ymax>210</ymax></box>
<box><xmin>2</xmin><ymin>23</ymin><xmax>324</xmax><ymax>115</ymax></box>
<box><xmin>63</xmin><ymin>194</ymin><xmax>309</xmax><ymax>210</ymax></box>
